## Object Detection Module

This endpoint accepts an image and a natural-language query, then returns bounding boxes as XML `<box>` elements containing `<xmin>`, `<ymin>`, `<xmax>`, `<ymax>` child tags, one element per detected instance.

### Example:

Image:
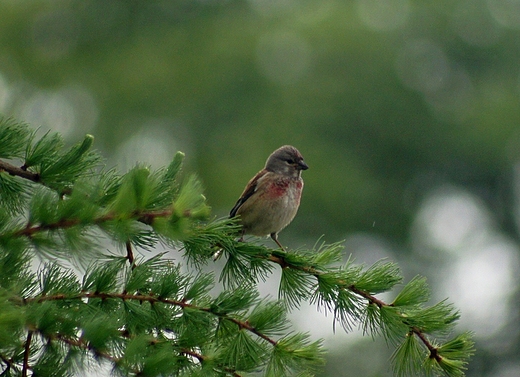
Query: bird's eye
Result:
<box><xmin>285</xmin><ymin>159</ymin><xmax>295</xmax><ymax>164</ymax></box>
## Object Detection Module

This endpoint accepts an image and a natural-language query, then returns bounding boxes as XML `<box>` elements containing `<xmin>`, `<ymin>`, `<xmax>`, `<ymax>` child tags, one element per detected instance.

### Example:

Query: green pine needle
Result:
<box><xmin>391</xmin><ymin>332</ymin><xmax>424</xmax><ymax>377</ymax></box>
<box><xmin>0</xmin><ymin>121</ymin><xmax>475</xmax><ymax>377</ymax></box>
<box><xmin>355</xmin><ymin>260</ymin><xmax>402</xmax><ymax>294</ymax></box>
<box><xmin>267</xmin><ymin>333</ymin><xmax>325</xmax><ymax>376</ymax></box>
<box><xmin>279</xmin><ymin>268</ymin><xmax>314</xmax><ymax>309</ymax></box>
<box><xmin>392</xmin><ymin>275</ymin><xmax>431</xmax><ymax>307</ymax></box>
<box><xmin>248</xmin><ymin>300</ymin><xmax>289</xmax><ymax>337</ymax></box>
<box><xmin>0</xmin><ymin>117</ymin><xmax>31</xmax><ymax>159</ymax></box>
<box><xmin>219</xmin><ymin>330</ymin><xmax>268</xmax><ymax>372</ymax></box>
<box><xmin>210</xmin><ymin>285</ymin><xmax>258</xmax><ymax>316</ymax></box>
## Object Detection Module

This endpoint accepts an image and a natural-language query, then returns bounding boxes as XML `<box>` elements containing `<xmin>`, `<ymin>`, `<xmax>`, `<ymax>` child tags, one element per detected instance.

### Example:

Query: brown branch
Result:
<box><xmin>52</xmin><ymin>333</ymin><xmax>119</xmax><ymax>363</ymax></box>
<box><xmin>0</xmin><ymin>159</ymin><xmax>40</xmax><ymax>182</ymax></box>
<box><xmin>22</xmin><ymin>330</ymin><xmax>33</xmax><ymax>377</ymax></box>
<box><xmin>0</xmin><ymin>353</ymin><xmax>14</xmax><ymax>372</ymax></box>
<box><xmin>16</xmin><ymin>218</ymin><xmax>85</xmax><ymax>236</ymax></box>
<box><xmin>412</xmin><ymin>327</ymin><xmax>441</xmax><ymax>362</ymax></box>
<box><xmin>13</xmin><ymin>209</ymin><xmax>176</xmax><ymax>238</ymax></box>
<box><xmin>180</xmin><ymin>349</ymin><xmax>243</xmax><ymax>377</ymax></box>
<box><xmin>225</xmin><ymin>317</ymin><xmax>277</xmax><ymax>346</ymax></box>
<box><xmin>46</xmin><ymin>330</ymin><xmax>244</xmax><ymax>377</ymax></box>
<box><xmin>266</xmin><ymin>251</ymin><xmax>440</xmax><ymax>360</ymax></box>
<box><xmin>181</xmin><ymin>348</ymin><xmax>206</xmax><ymax>363</ymax></box>
<box><xmin>126</xmin><ymin>241</ymin><xmax>136</xmax><ymax>269</ymax></box>
<box><xmin>138</xmin><ymin>210</ymin><xmax>174</xmax><ymax>225</ymax></box>
<box><xmin>21</xmin><ymin>291</ymin><xmax>279</xmax><ymax>348</ymax></box>
<box><xmin>348</xmin><ymin>285</ymin><xmax>387</xmax><ymax>309</ymax></box>
<box><xmin>32</xmin><ymin>322</ymin><xmax>248</xmax><ymax>377</ymax></box>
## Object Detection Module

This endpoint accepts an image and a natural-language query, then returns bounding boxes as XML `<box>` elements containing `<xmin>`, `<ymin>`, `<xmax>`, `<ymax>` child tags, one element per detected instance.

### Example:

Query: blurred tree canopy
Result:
<box><xmin>1</xmin><ymin>1</ymin><xmax>520</xmax><ymax>376</ymax></box>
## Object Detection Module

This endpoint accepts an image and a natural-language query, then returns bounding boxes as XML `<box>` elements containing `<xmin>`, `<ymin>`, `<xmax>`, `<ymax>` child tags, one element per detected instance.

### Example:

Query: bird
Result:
<box><xmin>230</xmin><ymin>145</ymin><xmax>308</xmax><ymax>249</ymax></box>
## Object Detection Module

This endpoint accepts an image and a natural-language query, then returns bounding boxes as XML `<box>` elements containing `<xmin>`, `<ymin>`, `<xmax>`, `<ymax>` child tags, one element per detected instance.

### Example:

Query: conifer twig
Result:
<box><xmin>181</xmin><ymin>349</ymin><xmax>243</xmax><ymax>377</ymax></box>
<box><xmin>412</xmin><ymin>327</ymin><xmax>441</xmax><ymax>362</ymax></box>
<box><xmin>0</xmin><ymin>159</ymin><xmax>40</xmax><ymax>182</ymax></box>
<box><xmin>266</xmin><ymin>253</ymin><xmax>441</xmax><ymax>360</ymax></box>
<box><xmin>52</xmin><ymin>333</ymin><xmax>118</xmax><ymax>363</ymax></box>
<box><xmin>0</xmin><ymin>354</ymin><xmax>14</xmax><ymax>372</ymax></box>
<box><xmin>21</xmin><ymin>330</ymin><xmax>32</xmax><ymax>377</ymax></box>
<box><xmin>21</xmin><ymin>292</ymin><xmax>279</xmax><ymax>347</ymax></box>
<box><xmin>31</xmin><ymin>323</ymin><xmax>246</xmax><ymax>377</ymax></box>
<box><xmin>13</xmin><ymin>210</ymin><xmax>177</xmax><ymax>237</ymax></box>
<box><xmin>126</xmin><ymin>241</ymin><xmax>136</xmax><ymax>269</ymax></box>
<box><xmin>42</xmin><ymin>331</ymin><xmax>244</xmax><ymax>377</ymax></box>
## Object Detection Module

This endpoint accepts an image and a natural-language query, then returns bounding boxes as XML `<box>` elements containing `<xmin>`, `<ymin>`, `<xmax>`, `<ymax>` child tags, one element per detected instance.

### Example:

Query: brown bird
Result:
<box><xmin>230</xmin><ymin>145</ymin><xmax>308</xmax><ymax>249</ymax></box>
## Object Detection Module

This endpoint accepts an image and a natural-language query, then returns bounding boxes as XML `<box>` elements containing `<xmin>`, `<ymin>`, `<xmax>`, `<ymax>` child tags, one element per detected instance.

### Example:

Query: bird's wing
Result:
<box><xmin>229</xmin><ymin>169</ymin><xmax>267</xmax><ymax>218</ymax></box>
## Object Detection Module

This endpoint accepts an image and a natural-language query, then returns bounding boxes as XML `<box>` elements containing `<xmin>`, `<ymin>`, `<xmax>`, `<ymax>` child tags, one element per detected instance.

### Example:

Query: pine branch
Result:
<box><xmin>53</xmin><ymin>333</ymin><xmax>121</xmax><ymax>364</ymax></box>
<box><xmin>12</xmin><ymin>209</ymin><xmax>175</xmax><ymax>237</ymax></box>
<box><xmin>225</xmin><ymin>314</ymin><xmax>278</xmax><ymax>347</ymax></box>
<box><xmin>267</xmin><ymin>251</ymin><xmax>444</xmax><ymax>363</ymax></box>
<box><xmin>27</xmin><ymin>307</ymin><xmax>251</xmax><ymax>377</ymax></box>
<box><xmin>0</xmin><ymin>159</ymin><xmax>40</xmax><ymax>182</ymax></box>
<box><xmin>21</xmin><ymin>291</ymin><xmax>280</xmax><ymax>348</ymax></box>
<box><xmin>181</xmin><ymin>348</ymin><xmax>206</xmax><ymax>363</ymax></box>
<box><xmin>126</xmin><ymin>240</ymin><xmax>136</xmax><ymax>269</ymax></box>
<box><xmin>180</xmin><ymin>349</ymin><xmax>243</xmax><ymax>377</ymax></box>
<box><xmin>348</xmin><ymin>285</ymin><xmax>387</xmax><ymax>309</ymax></box>
<box><xmin>0</xmin><ymin>353</ymin><xmax>14</xmax><ymax>373</ymax></box>
<box><xmin>43</xmin><ymin>331</ymin><xmax>246</xmax><ymax>377</ymax></box>
<box><xmin>0</xmin><ymin>121</ymin><xmax>474</xmax><ymax>377</ymax></box>
<box><xmin>22</xmin><ymin>330</ymin><xmax>32</xmax><ymax>377</ymax></box>
<box><xmin>412</xmin><ymin>327</ymin><xmax>441</xmax><ymax>362</ymax></box>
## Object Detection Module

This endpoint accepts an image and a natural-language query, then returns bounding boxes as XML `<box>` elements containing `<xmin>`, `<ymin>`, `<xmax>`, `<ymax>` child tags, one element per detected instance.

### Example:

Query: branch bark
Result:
<box><xmin>0</xmin><ymin>159</ymin><xmax>39</xmax><ymax>182</ymax></box>
<box><xmin>22</xmin><ymin>330</ymin><xmax>33</xmax><ymax>377</ymax></box>
<box><xmin>266</xmin><ymin>252</ymin><xmax>441</xmax><ymax>361</ymax></box>
<box><xmin>21</xmin><ymin>291</ymin><xmax>279</xmax><ymax>348</ymax></box>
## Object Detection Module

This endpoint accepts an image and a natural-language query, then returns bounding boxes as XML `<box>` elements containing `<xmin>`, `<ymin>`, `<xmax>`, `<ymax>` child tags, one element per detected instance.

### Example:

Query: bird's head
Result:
<box><xmin>265</xmin><ymin>145</ymin><xmax>308</xmax><ymax>177</ymax></box>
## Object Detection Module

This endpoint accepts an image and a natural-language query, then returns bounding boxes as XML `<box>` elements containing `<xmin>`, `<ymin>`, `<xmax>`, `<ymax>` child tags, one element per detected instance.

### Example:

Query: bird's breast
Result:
<box><xmin>266</xmin><ymin>178</ymin><xmax>303</xmax><ymax>201</ymax></box>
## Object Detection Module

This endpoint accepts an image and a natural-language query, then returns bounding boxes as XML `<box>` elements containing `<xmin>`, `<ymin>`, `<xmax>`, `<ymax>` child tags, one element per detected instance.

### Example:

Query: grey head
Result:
<box><xmin>264</xmin><ymin>145</ymin><xmax>309</xmax><ymax>177</ymax></box>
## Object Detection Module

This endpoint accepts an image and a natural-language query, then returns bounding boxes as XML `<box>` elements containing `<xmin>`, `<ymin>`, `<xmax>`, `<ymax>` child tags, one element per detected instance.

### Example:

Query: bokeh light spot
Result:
<box><xmin>487</xmin><ymin>0</ymin><xmax>520</xmax><ymax>30</ymax></box>
<box><xmin>452</xmin><ymin>0</ymin><xmax>501</xmax><ymax>47</ymax></box>
<box><xmin>413</xmin><ymin>186</ymin><xmax>518</xmax><ymax>339</ymax></box>
<box><xmin>356</xmin><ymin>0</ymin><xmax>410</xmax><ymax>31</ymax></box>
<box><xmin>0</xmin><ymin>72</ymin><xmax>10</xmax><ymax>112</ymax></box>
<box><xmin>30</xmin><ymin>9</ymin><xmax>80</xmax><ymax>61</ymax></box>
<box><xmin>247</xmin><ymin>0</ymin><xmax>299</xmax><ymax>17</ymax></box>
<box><xmin>115</xmin><ymin>119</ymin><xmax>187</xmax><ymax>172</ymax></box>
<box><xmin>415</xmin><ymin>187</ymin><xmax>489</xmax><ymax>252</ymax></box>
<box><xmin>18</xmin><ymin>85</ymin><xmax>98</xmax><ymax>141</ymax></box>
<box><xmin>256</xmin><ymin>31</ymin><xmax>312</xmax><ymax>85</ymax></box>
<box><xmin>448</xmin><ymin>236</ymin><xmax>518</xmax><ymax>338</ymax></box>
<box><xmin>395</xmin><ymin>39</ymin><xmax>450</xmax><ymax>94</ymax></box>
<box><xmin>425</xmin><ymin>65</ymin><xmax>476</xmax><ymax>123</ymax></box>
<box><xmin>21</xmin><ymin>90</ymin><xmax>76</xmax><ymax>139</ymax></box>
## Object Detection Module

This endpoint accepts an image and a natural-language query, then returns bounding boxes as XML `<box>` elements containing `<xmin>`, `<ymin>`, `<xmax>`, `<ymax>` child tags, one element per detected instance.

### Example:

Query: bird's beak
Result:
<box><xmin>298</xmin><ymin>160</ymin><xmax>309</xmax><ymax>170</ymax></box>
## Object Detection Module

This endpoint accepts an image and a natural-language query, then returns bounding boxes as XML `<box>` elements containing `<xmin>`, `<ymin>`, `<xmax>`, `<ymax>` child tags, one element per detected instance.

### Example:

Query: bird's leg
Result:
<box><xmin>270</xmin><ymin>233</ymin><xmax>285</xmax><ymax>250</ymax></box>
<box><xmin>238</xmin><ymin>228</ymin><xmax>246</xmax><ymax>242</ymax></box>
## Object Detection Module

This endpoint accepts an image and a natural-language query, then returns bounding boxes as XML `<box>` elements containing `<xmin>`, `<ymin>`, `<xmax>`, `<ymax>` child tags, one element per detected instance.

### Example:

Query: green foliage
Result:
<box><xmin>267</xmin><ymin>333</ymin><xmax>325</xmax><ymax>376</ymax></box>
<box><xmin>0</xmin><ymin>118</ymin><xmax>30</xmax><ymax>159</ymax></box>
<box><xmin>0</xmin><ymin>120</ymin><xmax>474</xmax><ymax>377</ymax></box>
<box><xmin>391</xmin><ymin>333</ymin><xmax>424</xmax><ymax>377</ymax></box>
<box><xmin>248</xmin><ymin>300</ymin><xmax>289</xmax><ymax>337</ymax></box>
<box><xmin>0</xmin><ymin>173</ymin><xmax>27</xmax><ymax>215</ymax></box>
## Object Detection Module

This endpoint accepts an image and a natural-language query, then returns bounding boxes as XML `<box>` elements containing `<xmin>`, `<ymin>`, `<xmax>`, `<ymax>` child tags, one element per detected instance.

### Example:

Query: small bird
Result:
<box><xmin>230</xmin><ymin>145</ymin><xmax>308</xmax><ymax>249</ymax></box>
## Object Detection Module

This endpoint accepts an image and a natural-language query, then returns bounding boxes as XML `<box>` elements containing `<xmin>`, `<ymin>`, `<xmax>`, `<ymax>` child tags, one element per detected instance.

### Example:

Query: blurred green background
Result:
<box><xmin>1</xmin><ymin>0</ymin><xmax>519</xmax><ymax>376</ymax></box>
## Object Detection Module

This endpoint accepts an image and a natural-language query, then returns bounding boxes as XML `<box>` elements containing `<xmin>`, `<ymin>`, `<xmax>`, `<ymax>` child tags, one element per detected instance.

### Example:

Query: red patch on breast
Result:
<box><xmin>268</xmin><ymin>180</ymin><xmax>289</xmax><ymax>198</ymax></box>
<box><xmin>266</xmin><ymin>179</ymin><xmax>303</xmax><ymax>199</ymax></box>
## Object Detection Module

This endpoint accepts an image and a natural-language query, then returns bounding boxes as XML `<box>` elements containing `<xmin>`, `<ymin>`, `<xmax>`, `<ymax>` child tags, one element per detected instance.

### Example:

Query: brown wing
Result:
<box><xmin>229</xmin><ymin>170</ymin><xmax>267</xmax><ymax>218</ymax></box>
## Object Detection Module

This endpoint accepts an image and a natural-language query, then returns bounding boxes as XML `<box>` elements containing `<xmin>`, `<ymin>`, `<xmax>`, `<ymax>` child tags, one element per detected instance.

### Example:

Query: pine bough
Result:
<box><xmin>0</xmin><ymin>117</ymin><xmax>474</xmax><ymax>377</ymax></box>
